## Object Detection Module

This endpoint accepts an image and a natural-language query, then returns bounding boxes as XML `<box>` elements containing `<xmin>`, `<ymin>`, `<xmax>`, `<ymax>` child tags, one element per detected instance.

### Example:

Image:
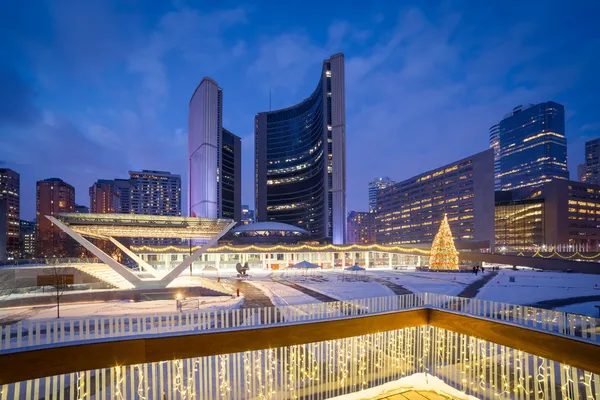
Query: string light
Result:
<box><xmin>76</xmin><ymin>371</ymin><xmax>86</xmax><ymax>400</ymax></box>
<box><xmin>517</xmin><ymin>249</ymin><xmax>600</xmax><ymax>260</ymax></box>
<box><xmin>218</xmin><ymin>354</ymin><xmax>231</xmax><ymax>398</ymax></box>
<box><xmin>10</xmin><ymin>325</ymin><xmax>599</xmax><ymax>398</ymax></box>
<box><xmin>131</xmin><ymin>243</ymin><xmax>431</xmax><ymax>255</ymax></box>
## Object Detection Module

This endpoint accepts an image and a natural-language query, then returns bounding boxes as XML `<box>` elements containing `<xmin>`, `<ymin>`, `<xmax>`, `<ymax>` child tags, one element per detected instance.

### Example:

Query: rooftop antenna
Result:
<box><xmin>269</xmin><ymin>89</ymin><xmax>272</xmax><ymax>111</ymax></box>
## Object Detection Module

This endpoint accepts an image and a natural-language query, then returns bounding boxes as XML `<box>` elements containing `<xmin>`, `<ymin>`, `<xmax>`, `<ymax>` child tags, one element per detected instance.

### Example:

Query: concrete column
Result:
<box><xmin>342</xmin><ymin>252</ymin><xmax>346</xmax><ymax>269</ymax></box>
<box><xmin>388</xmin><ymin>252</ymin><xmax>393</xmax><ymax>268</ymax></box>
<box><xmin>215</xmin><ymin>254</ymin><xmax>220</xmax><ymax>270</ymax></box>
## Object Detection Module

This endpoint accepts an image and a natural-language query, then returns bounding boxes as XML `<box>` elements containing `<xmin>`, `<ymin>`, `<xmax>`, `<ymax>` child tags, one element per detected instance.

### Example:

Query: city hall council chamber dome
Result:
<box><xmin>228</xmin><ymin>221</ymin><xmax>311</xmax><ymax>244</ymax></box>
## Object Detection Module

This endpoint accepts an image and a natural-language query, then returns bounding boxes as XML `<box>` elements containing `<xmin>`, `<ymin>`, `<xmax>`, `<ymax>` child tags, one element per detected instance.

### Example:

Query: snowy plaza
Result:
<box><xmin>1</xmin><ymin>214</ymin><xmax>599</xmax><ymax>399</ymax></box>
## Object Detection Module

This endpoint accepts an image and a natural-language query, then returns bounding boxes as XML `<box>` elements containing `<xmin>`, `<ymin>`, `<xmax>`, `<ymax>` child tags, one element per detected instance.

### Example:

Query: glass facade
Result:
<box><xmin>583</xmin><ymin>138</ymin><xmax>600</xmax><ymax>185</ymax></box>
<box><xmin>256</xmin><ymin>54</ymin><xmax>346</xmax><ymax>242</ymax></box>
<box><xmin>260</xmin><ymin>81</ymin><xmax>327</xmax><ymax>237</ymax></box>
<box><xmin>488</xmin><ymin>124</ymin><xmax>501</xmax><ymax>191</ymax></box>
<box><xmin>496</xmin><ymin>102</ymin><xmax>568</xmax><ymax>191</ymax></box>
<box><xmin>495</xmin><ymin>199</ymin><xmax>545</xmax><ymax>250</ymax></box>
<box><xmin>0</xmin><ymin>168</ymin><xmax>20</xmax><ymax>259</ymax></box>
<box><xmin>368</xmin><ymin>177</ymin><xmax>394</xmax><ymax>213</ymax></box>
<box><xmin>221</xmin><ymin>128</ymin><xmax>241</xmax><ymax>221</ymax></box>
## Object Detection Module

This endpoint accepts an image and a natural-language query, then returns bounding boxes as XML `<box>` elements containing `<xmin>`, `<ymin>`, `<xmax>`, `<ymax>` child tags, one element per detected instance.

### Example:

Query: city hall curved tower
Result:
<box><xmin>255</xmin><ymin>53</ymin><xmax>346</xmax><ymax>243</ymax></box>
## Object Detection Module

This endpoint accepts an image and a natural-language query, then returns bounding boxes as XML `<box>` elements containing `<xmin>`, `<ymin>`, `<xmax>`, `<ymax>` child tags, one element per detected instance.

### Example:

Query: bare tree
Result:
<box><xmin>45</xmin><ymin>264</ymin><xmax>71</xmax><ymax>319</ymax></box>
<box><xmin>0</xmin><ymin>268</ymin><xmax>17</xmax><ymax>300</ymax></box>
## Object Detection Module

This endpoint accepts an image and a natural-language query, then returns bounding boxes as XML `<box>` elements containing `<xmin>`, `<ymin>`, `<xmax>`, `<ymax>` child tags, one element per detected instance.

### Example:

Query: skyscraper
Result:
<box><xmin>114</xmin><ymin>178</ymin><xmax>133</xmax><ymax>213</ymax></box>
<box><xmin>129</xmin><ymin>170</ymin><xmax>181</xmax><ymax>246</ymax></box>
<box><xmin>241</xmin><ymin>205</ymin><xmax>255</xmax><ymax>225</ymax></box>
<box><xmin>188</xmin><ymin>77</ymin><xmax>241</xmax><ymax>221</ymax></box>
<box><xmin>493</xmin><ymin>102</ymin><xmax>568</xmax><ymax>191</ymax></box>
<box><xmin>578</xmin><ymin>163</ymin><xmax>588</xmax><ymax>182</ymax></box>
<box><xmin>221</xmin><ymin>128</ymin><xmax>242</xmax><ymax>221</ymax></box>
<box><xmin>89</xmin><ymin>179</ymin><xmax>120</xmax><ymax>214</ymax></box>
<box><xmin>582</xmin><ymin>138</ymin><xmax>600</xmax><ymax>185</ymax></box>
<box><xmin>20</xmin><ymin>219</ymin><xmax>36</xmax><ymax>258</ymax></box>
<box><xmin>129</xmin><ymin>170</ymin><xmax>181</xmax><ymax>216</ymax></box>
<box><xmin>489</xmin><ymin>124</ymin><xmax>501</xmax><ymax>190</ymax></box>
<box><xmin>0</xmin><ymin>169</ymin><xmax>20</xmax><ymax>259</ymax></box>
<box><xmin>368</xmin><ymin>177</ymin><xmax>394</xmax><ymax>213</ymax></box>
<box><xmin>255</xmin><ymin>53</ymin><xmax>346</xmax><ymax>243</ymax></box>
<box><xmin>347</xmin><ymin>211</ymin><xmax>375</xmax><ymax>244</ymax></box>
<box><xmin>36</xmin><ymin>178</ymin><xmax>76</xmax><ymax>257</ymax></box>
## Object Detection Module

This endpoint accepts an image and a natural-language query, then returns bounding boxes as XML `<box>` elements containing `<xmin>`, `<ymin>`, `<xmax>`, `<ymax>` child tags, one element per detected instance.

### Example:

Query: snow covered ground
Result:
<box><xmin>329</xmin><ymin>373</ymin><xmax>478</xmax><ymax>400</ymax></box>
<box><xmin>368</xmin><ymin>269</ymin><xmax>480</xmax><ymax>296</ymax></box>
<box><xmin>0</xmin><ymin>296</ymin><xmax>244</xmax><ymax>321</ymax></box>
<box><xmin>554</xmin><ymin>302</ymin><xmax>600</xmax><ymax>317</ymax></box>
<box><xmin>475</xmin><ymin>269</ymin><xmax>600</xmax><ymax>305</ymax></box>
<box><xmin>288</xmin><ymin>271</ymin><xmax>396</xmax><ymax>300</ymax></box>
<box><xmin>246</xmin><ymin>280</ymin><xmax>319</xmax><ymax>307</ymax></box>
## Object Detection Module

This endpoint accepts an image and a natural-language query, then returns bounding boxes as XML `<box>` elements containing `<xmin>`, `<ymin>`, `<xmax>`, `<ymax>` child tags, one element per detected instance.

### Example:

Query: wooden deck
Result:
<box><xmin>378</xmin><ymin>390</ymin><xmax>453</xmax><ymax>399</ymax></box>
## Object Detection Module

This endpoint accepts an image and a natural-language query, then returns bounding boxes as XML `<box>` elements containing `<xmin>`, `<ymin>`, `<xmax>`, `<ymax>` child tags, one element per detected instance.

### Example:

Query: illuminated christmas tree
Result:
<box><xmin>429</xmin><ymin>214</ymin><xmax>459</xmax><ymax>270</ymax></box>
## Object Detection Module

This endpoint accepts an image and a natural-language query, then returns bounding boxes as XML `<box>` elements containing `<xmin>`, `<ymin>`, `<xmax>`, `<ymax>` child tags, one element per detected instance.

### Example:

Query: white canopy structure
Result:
<box><xmin>48</xmin><ymin>213</ymin><xmax>236</xmax><ymax>289</ymax></box>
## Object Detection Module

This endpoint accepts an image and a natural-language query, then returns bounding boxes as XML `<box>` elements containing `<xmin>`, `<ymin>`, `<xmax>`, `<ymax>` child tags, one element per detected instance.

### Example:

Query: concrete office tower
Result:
<box><xmin>347</xmin><ymin>211</ymin><xmax>375</xmax><ymax>244</ymax></box>
<box><xmin>376</xmin><ymin>150</ymin><xmax>495</xmax><ymax>247</ymax></box>
<box><xmin>129</xmin><ymin>170</ymin><xmax>181</xmax><ymax>216</ymax></box>
<box><xmin>129</xmin><ymin>170</ymin><xmax>182</xmax><ymax>246</ymax></box>
<box><xmin>255</xmin><ymin>53</ymin><xmax>347</xmax><ymax>243</ymax></box>
<box><xmin>493</xmin><ymin>102</ymin><xmax>568</xmax><ymax>191</ymax></box>
<box><xmin>89</xmin><ymin>179</ymin><xmax>121</xmax><ymax>214</ymax></box>
<box><xmin>36</xmin><ymin>178</ymin><xmax>76</xmax><ymax>257</ymax></box>
<box><xmin>0</xmin><ymin>168</ymin><xmax>20</xmax><ymax>259</ymax></box>
<box><xmin>582</xmin><ymin>138</ymin><xmax>600</xmax><ymax>185</ymax></box>
<box><xmin>369</xmin><ymin>177</ymin><xmax>394</xmax><ymax>213</ymax></box>
<box><xmin>188</xmin><ymin>78</ymin><xmax>241</xmax><ymax>221</ymax></box>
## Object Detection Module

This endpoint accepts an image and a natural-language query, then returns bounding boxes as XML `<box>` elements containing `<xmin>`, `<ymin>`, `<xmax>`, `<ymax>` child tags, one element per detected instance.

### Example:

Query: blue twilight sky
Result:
<box><xmin>1</xmin><ymin>1</ymin><xmax>600</xmax><ymax>221</ymax></box>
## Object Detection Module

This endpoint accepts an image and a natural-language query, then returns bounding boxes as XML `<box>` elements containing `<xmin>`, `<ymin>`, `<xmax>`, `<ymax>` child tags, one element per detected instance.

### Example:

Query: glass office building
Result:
<box><xmin>255</xmin><ymin>54</ymin><xmax>346</xmax><ymax>243</ymax></box>
<box><xmin>368</xmin><ymin>177</ymin><xmax>395</xmax><ymax>213</ymax></box>
<box><xmin>493</xmin><ymin>102</ymin><xmax>568</xmax><ymax>191</ymax></box>
<box><xmin>495</xmin><ymin>198</ymin><xmax>545</xmax><ymax>250</ymax></box>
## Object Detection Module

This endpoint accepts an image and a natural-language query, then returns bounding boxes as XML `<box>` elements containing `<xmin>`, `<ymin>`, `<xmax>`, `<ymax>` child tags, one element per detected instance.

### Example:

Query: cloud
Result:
<box><xmin>248</xmin><ymin>33</ymin><xmax>328</xmax><ymax>96</ymax></box>
<box><xmin>0</xmin><ymin>63</ymin><xmax>39</xmax><ymax>126</ymax></box>
<box><xmin>128</xmin><ymin>7</ymin><xmax>247</xmax><ymax>115</ymax></box>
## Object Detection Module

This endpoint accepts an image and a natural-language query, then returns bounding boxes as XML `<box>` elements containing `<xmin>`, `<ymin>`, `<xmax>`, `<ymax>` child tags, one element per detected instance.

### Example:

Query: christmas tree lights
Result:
<box><xmin>429</xmin><ymin>214</ymin><xmax>459</xmax><ymax>270</ymax></box>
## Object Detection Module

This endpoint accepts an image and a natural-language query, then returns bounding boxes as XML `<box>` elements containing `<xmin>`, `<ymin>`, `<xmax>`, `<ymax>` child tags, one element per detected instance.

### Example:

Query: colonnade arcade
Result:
<box><xmin>138</xmin><ymin>250</ymin><xmax>426</xmax><ymax>272</ymax></box>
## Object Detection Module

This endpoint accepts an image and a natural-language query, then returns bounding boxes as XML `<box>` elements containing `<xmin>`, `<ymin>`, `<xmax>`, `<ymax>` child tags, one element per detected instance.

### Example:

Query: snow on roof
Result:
<box><xmin>231</xmin><ymin>222</ymin><xmax>309</xmax><ymax>235</ymax></box>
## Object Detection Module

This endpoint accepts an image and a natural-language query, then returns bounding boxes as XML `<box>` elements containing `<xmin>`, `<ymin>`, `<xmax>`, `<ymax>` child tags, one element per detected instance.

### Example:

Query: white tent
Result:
<box><xmin>341</xmin><ymin>263</ymin><xmax>367</xmax><ymax>281</ymax></box>
<box><xmin>287</xmin><ymin>260</ymin><xmax>321</xmax><ymax>278</ymax></box>
<box><xmin>288</xmin><ymin>260</ymin><xmax>321</xmax><ymax>269</ymax></box>
<box><xmin>344</xmin><ymin>265</ymin><xmax>365</xmax><ymax>272</ymax></box>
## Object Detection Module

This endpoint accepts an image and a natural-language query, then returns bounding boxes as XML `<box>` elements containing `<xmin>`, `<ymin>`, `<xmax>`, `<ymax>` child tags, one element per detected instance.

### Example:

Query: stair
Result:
<box><xmin>72</xmin><ymin>263</ymin><xmax>136</xmax><ymax>290</ymax></box>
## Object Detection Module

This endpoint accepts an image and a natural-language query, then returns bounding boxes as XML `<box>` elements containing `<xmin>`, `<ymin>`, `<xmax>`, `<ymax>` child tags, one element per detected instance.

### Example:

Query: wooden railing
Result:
<box><xmin>0</xmin><ymin>307</ymin><xmax>599</xmax><ymax>399</ymax></box>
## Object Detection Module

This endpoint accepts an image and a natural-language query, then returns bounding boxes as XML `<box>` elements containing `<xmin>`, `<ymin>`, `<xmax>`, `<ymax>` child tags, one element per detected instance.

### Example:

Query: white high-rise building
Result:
<box><xmin>368</xmin><ymin>177</ymin><xmax>394</xmax><ymax>213</ymax></box>
<box><xmin>188</xmin><ymin>78</ymin><xmax>241</xmax><ymax>221</ymax></box>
